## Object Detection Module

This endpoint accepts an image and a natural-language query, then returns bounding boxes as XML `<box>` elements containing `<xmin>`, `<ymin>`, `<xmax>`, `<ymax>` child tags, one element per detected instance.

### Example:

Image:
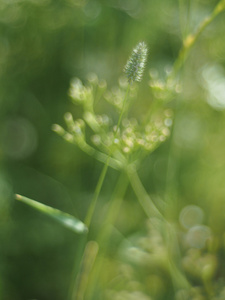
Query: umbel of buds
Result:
<box><xmin>124</xmin><ymin>41</ymin><xmax>148</xmax><ymax>83</ymax></box>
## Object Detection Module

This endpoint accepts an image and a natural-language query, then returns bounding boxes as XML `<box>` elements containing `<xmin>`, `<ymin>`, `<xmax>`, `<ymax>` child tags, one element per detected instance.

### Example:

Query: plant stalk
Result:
<box><xmin>69</xmin><ymin>85</ymin><xmax>130</xmax><ymax>300</ymax></box>
<box><xmin>86</xmin><ymin>171</ymin><xmax>129</xmax><ymax>300</ymax></box>
<box><xmin>84</xmin><ymin>85</ymin><xmax>130</xmax><ymax>228</ymax></box>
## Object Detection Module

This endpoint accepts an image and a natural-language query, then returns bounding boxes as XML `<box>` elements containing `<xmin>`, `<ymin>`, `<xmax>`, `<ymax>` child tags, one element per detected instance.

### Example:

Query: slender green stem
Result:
<box><xmin>126</xmin><ymin>164</ymin><xmax>163</xmax><ymax>220</ymax></box>
<box><xmin>169</xmin><ymin>0</ymin><xmax>225</xmax><ymax>81</ymax></box>
<box><xmin>84</xmin><ymin>85</ymin><xmax>130</xmax><ymax>228</ymax></box>
<box><xmin>115</xmin><ymin>86</ymin><xmax>130</xmax><ymax>136</ymax></box>
<box><xmin>100</xmin><ymin>171</ymin><xmax>129</xmax><ymax>230</ymax></box>
<box><xmin>84</xmin><ymin>159</ymin><xmax>110</xmax><ymax>228</ymax></box>
<box><xmin>68</xmin><ymin>234</ymin><xmax>87</xmax><ymax>300</ymax></box>
<box><xmin>179</xmin><ymin>0</ymin><xmax>192</xmax><ymax>40</ymax></box>
<box><xmin>86</xmin><ymin>172</ymin><xmax>129</xmax><ymax>300</ymax></box>
<box><xmin>126</xmin><ymin>166</ymin><xmax>190</xmax><ymax>290</ymax></box>
<box><xmin>165</xmin><ymin>222</ymin><xmax>190</xmax><ymax>290</ymax></box>
<box><xmin>72</xmin><ymin>241</ymin><xmax>99</xmax><ymax>300</ymax></box>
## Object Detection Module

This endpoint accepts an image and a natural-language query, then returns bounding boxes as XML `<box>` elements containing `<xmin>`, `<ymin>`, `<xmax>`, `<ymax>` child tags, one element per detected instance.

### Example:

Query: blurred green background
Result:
<box><xmin>1</xmin><ymin>0</ymin><xmax>225</xmax><ymax>299</ymax></box>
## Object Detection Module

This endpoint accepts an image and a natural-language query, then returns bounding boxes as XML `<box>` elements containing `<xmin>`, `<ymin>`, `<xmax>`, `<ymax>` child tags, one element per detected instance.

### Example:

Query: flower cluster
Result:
<box><xmin>52</xmin><ymin>42</ymin><xmax>180</xmax><ymax>170</ymax></box>
<box><xmin>90</xmin><ymin>112</ymin><xmax>172</xmax><ymax>157</ymax></box>
<box><xmin>52</xmin><ymin>73</ymin><xmax>173</xmax><ymax>169</ymax></box>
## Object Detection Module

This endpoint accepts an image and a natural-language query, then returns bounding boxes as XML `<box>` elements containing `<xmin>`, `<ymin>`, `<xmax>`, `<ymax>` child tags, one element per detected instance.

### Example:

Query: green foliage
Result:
<box><xmin>15</xmin><ymin>194</ymin><xmax>88</xmax><ymax>234</ymax></box>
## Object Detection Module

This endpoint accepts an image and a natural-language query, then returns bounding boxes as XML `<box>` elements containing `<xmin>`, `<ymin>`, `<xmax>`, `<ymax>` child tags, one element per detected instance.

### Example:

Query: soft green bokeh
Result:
<box><xmin>1</xmin><ymin>0</ymin><xmax>225</xmax><ymax>299</ymax></box>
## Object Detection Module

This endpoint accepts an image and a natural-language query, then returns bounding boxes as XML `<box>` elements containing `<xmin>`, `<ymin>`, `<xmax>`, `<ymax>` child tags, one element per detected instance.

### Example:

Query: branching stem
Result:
<box><xmin>69</xmin><ymin>85</ymin><xmax>130</xmax><ymax>300</ymax></box>
<box><xmin>84</xmin><ymin>85</ymin><xmax>130</xmax><ymax>228</ymax></box>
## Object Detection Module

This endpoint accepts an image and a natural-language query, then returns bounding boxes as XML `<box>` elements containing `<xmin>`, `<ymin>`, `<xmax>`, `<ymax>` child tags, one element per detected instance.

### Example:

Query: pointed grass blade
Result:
<box><xmin>15</xmin><ymin>194</ymin><xmax>88</xmax><ymax>234</ymax></box>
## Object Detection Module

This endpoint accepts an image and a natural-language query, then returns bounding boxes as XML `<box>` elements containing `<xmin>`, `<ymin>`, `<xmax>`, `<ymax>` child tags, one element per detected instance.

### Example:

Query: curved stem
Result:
<box><xmin>126</xmin><ymin>164</ymin><xmax>163</xmax><ymax>220</ymax></box>
<box><xmin>78</xmin><ymin>140</ymin><xmax>122</xmax><ymax>170</ymax></box>
<box><xmin>169</xmin><ymin>0</ymin><xmax>225</xmax><ymax>82</ymax></box>
<box><xmin>126</xmin><ymin>165</ymin><xmax>190</xmax><ymax>290</ymax></box>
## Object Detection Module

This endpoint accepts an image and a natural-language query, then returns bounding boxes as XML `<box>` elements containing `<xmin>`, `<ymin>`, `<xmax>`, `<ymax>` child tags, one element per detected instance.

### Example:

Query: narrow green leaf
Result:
<box><xmin>15</xmin><ymin>194</ymin><xmax>88</xmax><ymax>234</ymax></box>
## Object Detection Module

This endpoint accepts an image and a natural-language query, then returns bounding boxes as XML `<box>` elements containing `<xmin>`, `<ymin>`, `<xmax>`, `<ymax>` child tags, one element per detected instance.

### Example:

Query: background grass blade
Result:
<box><xmin>15</xmin><ymin>194</ymin><xmax>88</xmax><ymax>234</ymax></box>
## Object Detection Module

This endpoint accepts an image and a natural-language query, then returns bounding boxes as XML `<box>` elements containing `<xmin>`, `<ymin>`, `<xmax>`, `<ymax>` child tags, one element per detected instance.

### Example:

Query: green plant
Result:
<box><xmin>14</xmin><ymin>1</ymin><xmax>225</xmax><ymax>299</ymax></box>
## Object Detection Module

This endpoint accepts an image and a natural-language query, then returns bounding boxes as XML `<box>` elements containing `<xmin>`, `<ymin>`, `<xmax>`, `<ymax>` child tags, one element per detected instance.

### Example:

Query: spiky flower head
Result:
<box><xmin>124</xmin><ymin>41</ymin><xmax>148</xmax><ymax>83</ymax></box>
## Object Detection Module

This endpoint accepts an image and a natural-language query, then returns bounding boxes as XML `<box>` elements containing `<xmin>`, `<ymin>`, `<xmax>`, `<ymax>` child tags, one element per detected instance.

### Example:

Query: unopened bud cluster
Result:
<box><xmin>53</xmin><ymin>72</ymin><xmax>173</xmax><ymax>169</ymax></box>
<box><xmin>124</xmin><ymin>42</ymin><xmax>148</xmax><ymax>83</ymax></box>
